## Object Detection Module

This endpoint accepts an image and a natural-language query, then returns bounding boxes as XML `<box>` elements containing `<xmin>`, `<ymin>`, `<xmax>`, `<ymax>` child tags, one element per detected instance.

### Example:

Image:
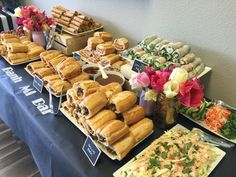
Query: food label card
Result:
<box><xmin>55</xmin><ymin>24</ymin><xmax>63</xmax><ymax>34</ymax></box>
<box><xmin>73</xmin><ymin>52</ymin><xmax>81</xmax><ymax>61</ymax></box>
<box><xmin>33</xmin><ymin>75</ymin><xmax>43</xmax><ymax>93</ymax></box>
<box><xmin>132</xmin><ymin>59</ymin><xmax>148</xmax><ymax>73</ymax></box>
<box><xmin>82</xmin><ymin>136</ymin><xmax>101</xmax><ymax>166</ymax></box>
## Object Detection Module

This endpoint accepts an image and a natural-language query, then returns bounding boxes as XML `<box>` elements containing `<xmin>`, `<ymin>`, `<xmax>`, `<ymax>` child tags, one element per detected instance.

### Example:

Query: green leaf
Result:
<box><xmin>161</xmin><ymin>151</ymin><xmax>167</xmax><ymax>159</ymax></box>
<box><xmin>164</xmin><ymin>164</ymin><xmax>172</xmax><ymax>170</ymax></box>
<box><xmin>182</xmin><ymin>142</ymin><xmax>192</xmax><ymax>154</ymax></box>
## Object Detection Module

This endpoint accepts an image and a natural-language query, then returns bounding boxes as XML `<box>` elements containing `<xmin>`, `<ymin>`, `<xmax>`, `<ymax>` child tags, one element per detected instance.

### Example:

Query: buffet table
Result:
<box><xmin>0</xmin><ymin>57</ymin><xmax>235</xmax><ymax>177</ymax></box>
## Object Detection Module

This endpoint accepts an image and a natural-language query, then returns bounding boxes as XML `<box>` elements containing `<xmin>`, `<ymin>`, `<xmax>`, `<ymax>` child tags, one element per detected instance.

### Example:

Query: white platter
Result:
<box><xmin>113</xmin><ymin>124</ymin><xmax>226</xmax><ymax>177</ymax></box>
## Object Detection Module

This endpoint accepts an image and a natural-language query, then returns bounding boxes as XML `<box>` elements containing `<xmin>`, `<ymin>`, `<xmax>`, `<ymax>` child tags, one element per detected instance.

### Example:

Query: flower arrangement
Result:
<box><xmin>14</xmin><ymin>5</ymin><xmax>54</xmax><ymax>31</ymax></box>
<box><xmin>129</xmin><ymin>66</ymin><xmax>204</xmax><ymax>108</ymax></box>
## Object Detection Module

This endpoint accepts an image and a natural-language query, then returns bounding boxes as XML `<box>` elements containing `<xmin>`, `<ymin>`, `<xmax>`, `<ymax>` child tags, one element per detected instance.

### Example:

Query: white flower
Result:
<box><xmin>169</xmin><ymin>68</ymin><xmax>188</xmax><ymax>84</ymax></box>
<box><xmin>144</xmin><ymin>89</ymin><xmax>158</xmax><ymax>101</ymax></box>
<box><xmin>163</xmin><ymin>81</ymin><xmax>179</xmax><ymax>98</ymax></box>
<box><xmin>14</xmin><ymin>7</ymin><xmax>22</xmax><ymax>18</ymax></box>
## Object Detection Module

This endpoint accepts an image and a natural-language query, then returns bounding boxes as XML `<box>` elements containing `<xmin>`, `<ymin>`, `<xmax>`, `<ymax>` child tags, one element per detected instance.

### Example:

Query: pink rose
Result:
<box><xmin>177</xmin><ymin>79</ymin><xmax>204</xmax><ymax>108</ymax></box>
<box><xmin>130</xmin><ymin>72</ymin><xmax>150</xmax><ymax>89</ymax></box>
<box><xmin>21</xmin><ymin>7</ymin><xmax>31</xmax><ymax>18</ymax></box>
<box><xmin>16</xmin><ymin>18</ymin><xmax>24</xmax><ymax>25</ymax></box>
<box><xmin>150</xmin><ymin>69</ymin><xmax>172</xmax><ymax>93</ymax></box>
<box><xmin>23</xmin><ymin>18</ymin><xmax>34</xmax><ymax>31</ymax></box>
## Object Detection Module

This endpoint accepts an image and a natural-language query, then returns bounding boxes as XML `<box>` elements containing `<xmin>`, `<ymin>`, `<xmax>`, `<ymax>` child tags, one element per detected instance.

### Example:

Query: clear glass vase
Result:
<box><xmin>155</xmin><ymin>93</ymin><xmax>178</xmax><ymax>129</ymax></box>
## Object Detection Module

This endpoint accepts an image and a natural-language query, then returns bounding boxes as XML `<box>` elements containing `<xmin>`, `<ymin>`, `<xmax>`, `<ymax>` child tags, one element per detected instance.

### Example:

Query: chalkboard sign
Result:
<box><xmin>55</xmin><ymin>24</ymin><xmax>63</xmax><ymax>34</ymax></box>
<box><xmin>33</xmin><ymin>75</ymin><xmax>43</xmax><ymax>93</ymax></box>
<box><xmin>73</xmin><ymin>52</ymin><xmax>81</xmax><ymax>61</ymax></box>
<box><xmin>131</xmin><ymin>59</ymin><xmax>148</xmax><ymax>73</ymax></box>
<box><xmin>82</xmin><ymin>136</ymin><xmax>101</xmax><ymax>166</ymax></box>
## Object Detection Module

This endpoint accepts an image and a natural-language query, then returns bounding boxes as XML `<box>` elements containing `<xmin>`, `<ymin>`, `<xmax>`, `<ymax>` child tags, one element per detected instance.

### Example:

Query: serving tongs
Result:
<box><xmin>48</xmin><ymin>85</ymin><xmax>64</xmax><ymax>115</ymax></box>
<box><xmin>192</xmin><ymin>128</ymin><xmax>235</xmax><ymax>148</ymax></box>
<box><xmin>214</xmin><ymin>99</ymin><xmax>236</xmax><ymax>112</ymax></box>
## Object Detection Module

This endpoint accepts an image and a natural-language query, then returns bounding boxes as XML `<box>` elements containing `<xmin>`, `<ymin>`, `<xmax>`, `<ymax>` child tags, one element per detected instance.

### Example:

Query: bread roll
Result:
<box><xmin>26</xmin><ymin>61</ymin><xmax>46</xmax><ymax>73</ymax></box>
<box><xmin>86</xmin><ymin>109</ymin><xmax>116</xmax><ymax>136</ymax></box>
<box><xmin>97</xmin><ymin>120</ymin><xmax>129</xmax><ymax>146</ymax></box>
<box><xmin>78</xmin><ymin>92</ymin><xmax>108</xmax><ymax>119</ymax></box>
<box><xmin>113</xmin><ymin>38</ymin><xmax>129</xmax><ymax>51</ymax></box>
<box><xmin>8</xmin><ymin>43</ymin><xmax>28</xmax><ymax>53</ymax></box>
<box><xmin>96</xmin><ymin>43</ymin><xmax>116</xmax><ymax>56</ymax></box>
<box><xmin>99</xmin><ymin>82</ymin><xmax>122</xmax><ymax>99</ymax></box>
<box><xmin>122</xmin><ymin>105</ymin><xmax>145</xmax><ymax>126</ymax></box>
<box><xmin>109</xmin><ymin>91</ymin><xmax>137</xmax><ymax>113</ymax></box>
<box><xmin>106</xmin><ymin>133</ymin><xmax>135</xmax><ymax>160</ymax></box>
<box><xmin>87</xmin><ymin>37</ymin><xmax>104</xmax><ymax>50</ymax></box>
<box><xmin>73</xmin><ymin>80</ymin><xmax>100</xmax><ymax>99</ymax></box>
<box><xmin>67</xmin><ymin>72</ymin><xmax>89</xmax><ymax>85</ymax></box>
<box><xmin>129</xmin><ymin>118</ymin><xmax>153</xmax><ymax>143</ymax></box>
<box><xmin>94</xmin><ymin>32</ymin><xmax>112</xmax><ymax>42</ymax></box>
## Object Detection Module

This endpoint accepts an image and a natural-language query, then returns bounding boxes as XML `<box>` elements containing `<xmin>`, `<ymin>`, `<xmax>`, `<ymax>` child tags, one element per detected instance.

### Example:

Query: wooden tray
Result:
<box><xmin>182</xmin><ymin>113</ymin><xmax>236</xmax><ymax>144</ymax></box>
<box><xmin>2</xmin><ymin>55</ymin><xmax>40</xmax><ymax>66</ymax></box>
<box><xmin>60</xmin><ymin>107</ymin><xmax>153</xmax><ymax>161</ymax></box>
<box><xmin>63</xmin><ymin>26</ymin><xmax>103</xmax><ymax>36</ymax></box>
<box><xmin>24</xmin><ymin>67</ymin><xmax>66</xmax><ymax>98</ymax></box>
<box><xmin>113</xmin><ymin>124</ymin><xmax>226</xmax><ymax>177</ymax></box>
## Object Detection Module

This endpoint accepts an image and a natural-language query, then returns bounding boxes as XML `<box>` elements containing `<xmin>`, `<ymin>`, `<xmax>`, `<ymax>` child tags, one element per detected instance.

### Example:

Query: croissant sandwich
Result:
<box><xmin>56</xmin><ymin>57</ymin><xmax>76</xmax><ymax>71</ymax></box>
<box><xmin>48</xmin><ymin>80</ymin><xmax>72</xmax><ymax>95</ymax></box>
<box><xmin>66</xmin><ymin>88</ymin><xmax>79</xmax><ymax>106</ymax></box>
<box><xmin>94</xmin><ymin>32</ymin><xmax>112</xmax><ymax>42</ymax></box>
<box><xmin>113</xmin><ymin>38</ymin><xmax>129</xmax><ymax>51</ymax></box>
<box><xmin>62</xmin><ymin>101</ymin><xmax>75</xmax><ymax>116</ymax></box>
<box><xmin>86</xmin><ymin>109</ymin><xmax>116</xmax><ymax>137</ymax></box>
<box><xmin>129</xmin><ymin>118</ymin><xmax>153</xmax><ymax>144</ymax></box>
<box><xmin>78</xmin><ymin>92</ymin><xmax>108</xmax><ymax>119</ymax></box>
<box><xmin>106</xmin><ymin>133</ymin><xmax>135</xmax><ymax>160</ymax></box>
<box><xmin>109</xmin><ymin>91</ymin><xmax>137</xmax><ymax>113</ymax></box>
<box><xmin>87</xmin><ymin>37</ymin><xmax>104</xmax><ymax>50</ymax></box>
<box><xmin>42</xmin><ymin>74</ymin><xmax>60</xmax><ymax>85</ymax></box>
<box><xmin>27</xmin><ymin>46</ymin><xmax>45</xmax><ymax>58</ymax></box>
<box><xmin>26</xmin><ymin>61</ymin><xmax>46</xmax><ymax>73</ymax></box>
<box><xmin>99</xmin><ymin>82</ymin><xmax>122</xmax><ymax>99</ymax></box>
<box><xmin>40</xmin><ymin>50</ymin><xmax>62</xmax><ymax>64</ymax></box>
<box><xmin>48</xmin><ymin>56</ymin><xmax>66</xmax><ymax>70</ymax></box>
<box><xmin>33</xmin><ymin>68</ymin><xmax>55</xmax><ymax>79</ymax></box>
<box><xmin>58</xmin><ymin>61</ymin><xmax>82</xmax><ymax>80</ymax></box>
<box><xmin>96</xmin><ymin>120</ymin><xmax>129</xmax><ymax>146</ymax></box>
<box><xmin>96</xmin><ymin>43</ymin><xmax>116</xmax><ymax>56</ymax></box>
<box><xmin>100</xmin><ymin>54</ymin><xmax>120</xmax><ymax>65</ymax></box>
<box><xmin>122</xmin><ymin>105</ymin><xmax>145</xmax><ymax>126</ymax></box>
<box><xmin>67</xmin><ymin>72</ymin><xmax>89</xmax><ymax>85</ymax></box>
<box><xmin>73</xmin><ymin>80</ymin><xmax>100</xmax><ymax>99</ymax></box>
<box><xmin>8</xmin><ymin>43</ymin><xmax>28</xmax><ymax>53</ymax></box>
<box><xmin>7</xmin><ymin>53</ymin><xmax>29</xmax><ymax>64</ymax></box>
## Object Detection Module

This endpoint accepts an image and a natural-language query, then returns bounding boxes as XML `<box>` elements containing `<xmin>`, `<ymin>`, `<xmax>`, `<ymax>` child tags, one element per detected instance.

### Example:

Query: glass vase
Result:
<box><xmin>139</xmin><ymin>89</ymin><xmax>156</xmax><ymax>116</ymax></box>
<box><xmin>32</xmin><ymin>31</ymin><xmax>46</xmax><ymax>47</ymax></box>
<box><xmin>155</xmin><ymin>93</ymin><xmax>178</xmax><ymax>129</ymax></box>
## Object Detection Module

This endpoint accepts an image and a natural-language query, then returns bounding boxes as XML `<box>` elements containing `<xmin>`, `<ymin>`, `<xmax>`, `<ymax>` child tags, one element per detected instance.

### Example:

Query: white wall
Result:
<box><xmin>25</xmin><ymin>0</ymin><xmax>236</xmax><ymax>107</ymax></box>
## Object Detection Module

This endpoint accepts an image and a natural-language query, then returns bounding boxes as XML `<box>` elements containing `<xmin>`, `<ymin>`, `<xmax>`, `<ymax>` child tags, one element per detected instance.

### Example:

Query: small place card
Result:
<box><xmin>82</xmin><ymin>136</ymin><xmax>101</xmax><ymax>166</ymax></box>
<box><xmin>55</xmin><ymin>24</ymin><xmax>63</xmax><ymax>34</ymax></box>
<box><xmin>131</xmin><ymin>59</ymin><xmax>148</xmax><ymax>73</ymax></box>
<box><xmin>33</xmin><ymin>75</ymin><xmax>43</xmax><ymax>93</ymax></box>
<box><xmin>73</xmin><ymin>52</ymin><xmax>81</xmax><ymax>61</ymax></box>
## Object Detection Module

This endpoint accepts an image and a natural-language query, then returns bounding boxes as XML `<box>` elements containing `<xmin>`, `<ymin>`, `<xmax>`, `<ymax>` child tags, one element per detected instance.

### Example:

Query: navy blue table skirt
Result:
<box><xmin>0</xmin><ymin>57</ymin><xmax>235</xmax><ymax>177</ymax></box>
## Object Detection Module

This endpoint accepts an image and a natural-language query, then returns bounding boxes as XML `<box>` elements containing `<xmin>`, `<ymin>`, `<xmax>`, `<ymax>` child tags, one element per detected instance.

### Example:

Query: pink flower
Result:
<box><xmin>21</xmin><ymin>7</ymin><xmax>31</xmax><ymax>18</ymax></box>
<box><xmin>177</xmin><ymin>79</ymin><xmax>204</xmax><ymax>108</ymax></box>
<box><xmin>130</xmin><ymin>72</ymin><xmax>150</xmax><ymax>89</ymax></box>
<box><xmin>150</xmin><ymin>68</ymin><xmax>172</xmax><ymax>93</ymax></box>
<box><xmin>23</xmin><ymin>18</ymin><xmax>34</xmax><ymax>31</ymax></box>
<box><xmin>16</xmin><ymin>18</ymin><xmax>24</xmax><ymax>25</ymax></box>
